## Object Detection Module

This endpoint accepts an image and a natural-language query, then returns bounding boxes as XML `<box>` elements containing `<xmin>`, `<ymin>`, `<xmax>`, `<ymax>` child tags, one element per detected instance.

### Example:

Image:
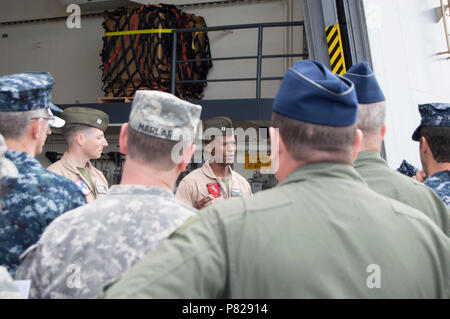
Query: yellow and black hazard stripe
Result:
<box><xmin>325</xmin><ymin>24</ymin><xmax>346</xmax><ymax>75</ymax></box>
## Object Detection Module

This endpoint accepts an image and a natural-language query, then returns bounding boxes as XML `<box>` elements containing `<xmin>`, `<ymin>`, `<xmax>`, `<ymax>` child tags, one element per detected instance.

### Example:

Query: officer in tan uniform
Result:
<box><xmin>176</xmin><ymin>117</ymin><xmax>252</xmax><ymax>209</ymax></box>
<box><xmin>47</xmin><ymin>107</ymin><xmax>109</xmax><ymax>202</ymax></box>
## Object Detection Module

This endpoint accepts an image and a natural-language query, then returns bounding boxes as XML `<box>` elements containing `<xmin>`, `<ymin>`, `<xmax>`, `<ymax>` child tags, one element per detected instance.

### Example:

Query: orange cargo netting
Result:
<box><xmin>100</xmin><ymin>4</ymin><xmax>213</xmax><ymax>100</ymax></box>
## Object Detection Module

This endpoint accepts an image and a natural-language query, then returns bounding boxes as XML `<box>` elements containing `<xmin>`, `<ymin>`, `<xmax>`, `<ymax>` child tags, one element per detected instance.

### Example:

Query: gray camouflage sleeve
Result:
<box><xmin>14</xmin><ymin>245</ymin><xmax>42</xmax><ymax>299</ymax></box>
<box><xmin>103</xmin><ymin>213</ymin><xmax>227</xmax><ymax>299</ymax></box>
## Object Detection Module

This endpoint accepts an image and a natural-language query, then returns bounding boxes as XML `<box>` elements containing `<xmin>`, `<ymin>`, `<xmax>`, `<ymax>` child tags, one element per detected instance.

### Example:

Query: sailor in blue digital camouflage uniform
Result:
<box><xmin>0</xmin><ymin>133</ymin><xmax>21</xmax><ymax>299</ymax></box>
<box><xmin>0</xmin><ymin>72</ymin><xmax>87</xmax><ymax>276</ymax></box>
<box><xmin>411</xmin><ymin>103</ymin><xmax>450</xmax><ymax>208</ymax></box>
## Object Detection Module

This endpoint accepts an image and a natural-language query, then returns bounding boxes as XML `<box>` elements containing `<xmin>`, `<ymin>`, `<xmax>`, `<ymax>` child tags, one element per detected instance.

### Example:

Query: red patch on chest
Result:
<box><xmin>207</xmin><ymin>183</ymin><xmax>221</xmax><ymax>198</ymax></box>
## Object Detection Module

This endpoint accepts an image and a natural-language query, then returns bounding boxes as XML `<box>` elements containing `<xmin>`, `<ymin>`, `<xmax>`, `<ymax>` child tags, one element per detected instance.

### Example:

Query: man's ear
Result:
<box><xmin>75</xmin><ymin>131</ymin><xmax>86</xmax><ymax>147</ymax></box>
<box><xmin>119</xmin><ymin>123</ymin><xmax>128</xmax><ymax>155</ymax></box>
<box><xmin>205</xmin><ymin>141</ymin><xmax>215</xmax><ymax>155</ymax></box>
<box><xmin>352</xmin><ymin>128</ymin><xmax>363</xmax><ymax>161</ymax></box>
<box><xmin>177</xmin><ymin>143</ymin><xmax>195</xmax><ymax>173</ymax></box>
<box><xmin>269</xmin><ymin>126</ymin><xmax>281</xmax><ymax>173</ymax></box>
<box><xmin>30</xmin><ymin>118</ymin><xmax>42</xmax><ymax>140</ymax></box>
<box><xmin>420</xmin><ymin>136</ymin><xmax>429</xmax><ymax>154</ymax></box>
<box><xmin>380</xmin><ymin>124</ymin><xmax>387</xmax><ymax>141</ymax></box>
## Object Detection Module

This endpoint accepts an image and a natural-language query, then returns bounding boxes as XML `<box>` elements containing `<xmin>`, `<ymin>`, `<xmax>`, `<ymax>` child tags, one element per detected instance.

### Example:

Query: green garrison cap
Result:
<box><xmin>202</xmin><ymin>117</ymin><xmax>234</xmax><ymax>140</ymax></box>
<box><xmin>62</xmin><ymin>107</ymin><xmax>110</xmax><ymax>132</ymax></box>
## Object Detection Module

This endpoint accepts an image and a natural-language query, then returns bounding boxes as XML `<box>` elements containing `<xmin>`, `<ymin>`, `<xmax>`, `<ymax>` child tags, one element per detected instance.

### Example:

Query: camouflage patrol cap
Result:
<box><xmin>203</xmin><ymin>117</ymin><xmax>234</xmax><ymax>140</ymax></box>
<box><xmin>62</xmin><ymin>107</ymin><xmax>109</xmax><ymax>132</ymax></box>
<box><xmin>397</xmin><ymin>159</ymin><xmax>419</xmax><ymax>177</ymax></box>
<box><xmin>129</xmin><ymin>90</ymin><xmax>202</xmax><ymax>142</ymax></box>
<box><xmin>0</xmin><ymin>134</ymin><xmax>18</xmax><ymax>179</ymax></box>
<box><xmin>412</xmin><ymin>103</ymin><xmax>450</xmax><ymax>141</ymax></box>
<box><xmin>0</xmin><ymin>72</ymin><xmax>63</xmax><ymax>113</ymax></box>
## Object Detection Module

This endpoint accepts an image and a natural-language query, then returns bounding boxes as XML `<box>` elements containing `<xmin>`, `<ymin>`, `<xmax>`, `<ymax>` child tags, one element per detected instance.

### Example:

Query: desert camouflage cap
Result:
<box><xmin>412</xmin><ymin>103</ymin><xmax>450</xmax><ymax>141</ymax></box>
<box><xmin>0</xmin><ymin>133</ymin><xmax>18</xmax><ymax>179</ymax></box>
<box><xmin>0</xmin><ymin>72</ymin><xmax>63</xmax><ymax>113</ymax></box>
<box><xmin>129</xmin><ymin>90</ymin><xmax>202</xmax><ymax>142</ymax></box>
<box><xmin>397</xmin><ymin>159</ymin><xmax>419</xmax><ymax>177</ymax></box>
<box><xmin>62</xmin><ymin>107</ymin><xmax>110</xmax><ymax>132</ymax></box>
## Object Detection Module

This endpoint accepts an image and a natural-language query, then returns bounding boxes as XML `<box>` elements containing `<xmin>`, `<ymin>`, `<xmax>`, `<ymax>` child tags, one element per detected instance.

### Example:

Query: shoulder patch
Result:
<box><xmin>207</xmin><ymin>183</ymin><xmax>221</xmax><ymax>198</ymax></box>
<box><xmin>75</xmin><ymin>179</ymin><xmax>91</xmax><ymax>195</ymax></box>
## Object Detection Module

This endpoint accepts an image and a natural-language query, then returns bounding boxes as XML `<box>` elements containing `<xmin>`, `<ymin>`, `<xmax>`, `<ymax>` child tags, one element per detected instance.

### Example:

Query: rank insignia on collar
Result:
<box><xmin>207</xmin><ymin>183</ymin><xmax>221</xmax><ymax>198</ymax></box>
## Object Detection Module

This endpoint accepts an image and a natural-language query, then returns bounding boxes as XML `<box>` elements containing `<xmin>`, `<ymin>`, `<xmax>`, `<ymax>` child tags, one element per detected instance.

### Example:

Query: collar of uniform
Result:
<box><xmin>5</xmin><ymin>150</ymin><xmax>42</xmax><ymax>171</ymax></box>
<box><xmin>278</xmin><ymin>161</ymin><xmax>366</xmax><ymax>187</ymax></box>
<box><xmin>354</xmin><ymin>150</ymin><xmax>387</xmax><ymax>170</ymax></box>
<box><xmin>425</xmin><ymin>170</ymin><xmax>450</xmax><ymax>183</ymax></box>
<box><xmin>107</xmin><ymin>184</ymin><xmax>175</xmax><ymax>198</ymax></box>
<box><xmin>202</xmin><ymin>160</ymin><xmax>232</xmax><ymax>180</ymax></box>
<box><xmin>61</xmin><ymin>152</ymin><xmax>95</xmax><ymax>173</ymax></box>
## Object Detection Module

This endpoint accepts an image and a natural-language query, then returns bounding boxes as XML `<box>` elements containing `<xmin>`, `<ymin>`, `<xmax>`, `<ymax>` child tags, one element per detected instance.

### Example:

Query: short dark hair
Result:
<box><xmin>421</xmin><ymin>126</ymin><xmax>450</xmax><ymax>162</ymax></box>
<box><xmin>62</xmin><ymin>124</ymin><xmax>95</xmax><ymax>147</ymax></box>
<box><xmin>127</xmin><ymin>125</ymin><xmax>179</xmax><ymax>170</ymax></box>
<box><xmin>271</xmin><ymin>112</ymin><xmax>356</xmax><ymax>162</ymax></box>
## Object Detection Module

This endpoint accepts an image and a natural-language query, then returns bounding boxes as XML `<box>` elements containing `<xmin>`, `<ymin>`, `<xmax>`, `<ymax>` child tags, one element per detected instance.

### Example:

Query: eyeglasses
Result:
<box><xmin>30</xmin><ymin>116</ymin><xmax>56</xmax><ymax>126</ymax></box>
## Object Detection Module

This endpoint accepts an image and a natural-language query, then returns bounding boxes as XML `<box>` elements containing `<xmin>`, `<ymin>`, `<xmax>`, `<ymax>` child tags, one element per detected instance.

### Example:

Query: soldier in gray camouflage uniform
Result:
<box><xmin>411</xmin><ymin>103</ymin><xmax>450</xmax><ymax>208</ymax></box>
<box><xmin>0</xmin><ymin>72</ymin><xmax>86</xmax><ymax>276</ymax></box>
<box><xmin>15</xmin><ymin>90</ymin><xmax>202</xmax><ymax>298</ymax></box>
<box><xmin>0</xmin><ymin>133</ymin><xmax>21</xmax><ymax>299</ymax></box>
<box><xmin>0</xmin><ymin>266</ymin><xmax>20</xmax><ymax>299</ymax></box>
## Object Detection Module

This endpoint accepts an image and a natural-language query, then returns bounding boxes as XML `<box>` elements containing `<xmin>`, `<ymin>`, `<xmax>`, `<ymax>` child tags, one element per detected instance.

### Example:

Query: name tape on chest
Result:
<box><xmin>231</xmin><ymin>188</ymin><xmax>243</xmax><ymax>197</ymax></box>
<box><xmin>95</xmin><ymin>184</ymin><xmax>107</xmax><ymax>194</ymax></box>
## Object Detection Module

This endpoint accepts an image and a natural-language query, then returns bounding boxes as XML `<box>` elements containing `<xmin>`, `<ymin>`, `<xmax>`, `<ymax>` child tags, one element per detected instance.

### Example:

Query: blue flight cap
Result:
<box><xmin>412</xmin><ymin>103</ymin><xmax>450</xmax><ymax>141</ymax></box>
<box><xmin>343</xmin><ymin>61</ymin><xmax>385</xmax><ymax>104</ymax></box>
<box><xmin>0</xmin><ymin>72</ymin><xmax>63</xmax><ymax>113</ymax></box>
<box><xmin>273</xmin><ymin>60</ymin><xmax>358</xmax><ymax>127</ymax></box>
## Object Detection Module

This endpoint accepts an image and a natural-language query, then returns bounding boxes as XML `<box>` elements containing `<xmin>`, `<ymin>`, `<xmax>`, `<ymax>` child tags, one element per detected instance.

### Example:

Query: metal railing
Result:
<box><xmin>438</xmin><ymin>0</ymin><xmax>450</xmax><ymax>59</ymax></box>
<box><xmin>170</xmin><ymin>21</ymin><xmax>307</xmax><ymax>98</ymax></box>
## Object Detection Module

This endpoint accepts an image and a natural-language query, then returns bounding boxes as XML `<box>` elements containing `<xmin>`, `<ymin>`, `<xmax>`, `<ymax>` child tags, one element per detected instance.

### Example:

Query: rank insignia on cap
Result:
<box><xmin>97</xmin><ymin>119</ymin><xmax>102</xmax><ymax>124</ymax></box>
<box><xmin>207</xmin><ymin>183</ymin><xmax>221</xmax><ymax>198</ymax></box>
